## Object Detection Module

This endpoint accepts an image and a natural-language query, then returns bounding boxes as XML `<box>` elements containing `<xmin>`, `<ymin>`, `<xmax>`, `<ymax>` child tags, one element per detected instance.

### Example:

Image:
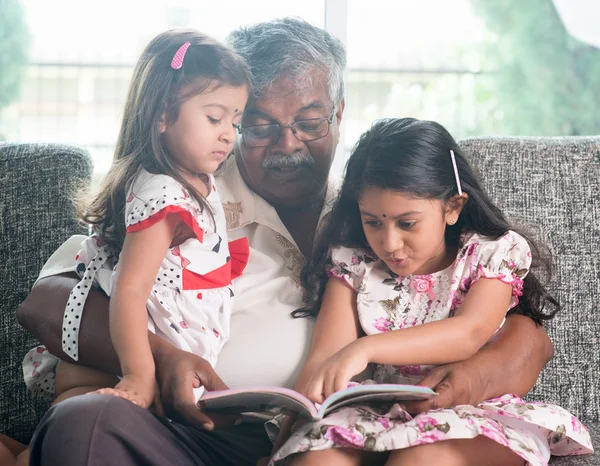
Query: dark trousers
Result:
<box><xmin>29</xmin><ymin>394</ymin><xmax>272</xmax><ymax>466</ymax></box>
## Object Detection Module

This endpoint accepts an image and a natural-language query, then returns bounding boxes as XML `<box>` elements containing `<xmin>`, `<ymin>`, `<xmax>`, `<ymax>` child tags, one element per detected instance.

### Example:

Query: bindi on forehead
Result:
<box><xmin>382</xmin><ymin>214</ymin><xmax>387</xmax><ymax>218</ymax></box>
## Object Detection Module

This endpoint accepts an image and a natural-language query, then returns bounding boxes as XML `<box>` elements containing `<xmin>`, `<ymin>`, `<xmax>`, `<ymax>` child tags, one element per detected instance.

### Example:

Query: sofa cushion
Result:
<box><xmin>0</xmin><ymin>143</ymin><xmax>92</xmax><ymax>443</ymax></box>
<box><xmin>460</xmin><ymin>137</ymin><xmax>600</xmax><ymax>425</ymax></box>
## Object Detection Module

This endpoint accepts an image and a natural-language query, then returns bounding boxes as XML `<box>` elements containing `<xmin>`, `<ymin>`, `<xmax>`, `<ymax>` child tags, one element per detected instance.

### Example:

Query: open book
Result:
<box><xmin>197</xmin><ymin>384</ymin><xmax>436</xmax><ymax>421</ymax></box>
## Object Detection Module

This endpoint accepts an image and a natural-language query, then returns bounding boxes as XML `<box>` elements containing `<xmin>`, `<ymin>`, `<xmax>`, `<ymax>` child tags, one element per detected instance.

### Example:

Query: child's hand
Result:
<box><xmin>94</xmin><ymin>373</ymin><xmax>156</xmax><ymax>408</ymax></box>
<box><xmin>305</xmin><ymin>342</ymin><xmax>369</xmax><ymax>403</ymax></box>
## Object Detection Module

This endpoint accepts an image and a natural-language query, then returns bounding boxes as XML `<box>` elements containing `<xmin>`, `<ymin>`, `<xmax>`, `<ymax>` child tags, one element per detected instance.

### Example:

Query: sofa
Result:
<box><xmin>0</xmin><ymin>139</ymin><xmax>598</xmax><ymax>463</ymax></box>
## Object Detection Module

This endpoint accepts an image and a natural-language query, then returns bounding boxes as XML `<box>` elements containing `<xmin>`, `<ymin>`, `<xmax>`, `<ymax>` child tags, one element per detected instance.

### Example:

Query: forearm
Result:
<box><xmin>17</xmin><ymin>273</ymin><xmax>122</xmax><ymax>373</ymax></box>
<box><xmin>462</xmin><ymin>314</ymin><xmax>553</xmax><ymax>400</ymax></box>
<box><xmin>110</xmin><ymin>293</ymin><xmax>155</xmax><ymax>378</ymax></box>
<box><xmin>17</xmin><ymin>273</ymin><xmax>175</xmax><ymax>377</ymax></box>
<box><xmin>360</xmin><ymin>316</ymin><xmax>488</xmax><ymax>367</ymax></box>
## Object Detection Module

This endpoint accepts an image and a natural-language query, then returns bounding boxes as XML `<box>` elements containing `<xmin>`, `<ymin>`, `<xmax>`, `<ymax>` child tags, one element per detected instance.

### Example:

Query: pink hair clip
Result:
<box><xmin>171</xmin><ymin>42</ymin><xmax>191</xmax><ymax>70</ymax></box>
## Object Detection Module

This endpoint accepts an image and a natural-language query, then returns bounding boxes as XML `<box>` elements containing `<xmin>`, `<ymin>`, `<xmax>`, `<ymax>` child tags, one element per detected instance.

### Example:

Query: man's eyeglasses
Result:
<box><xmin>237</xmin><ymin>112</ymin><xmax>335</xmax><ymax>148</ymax></box>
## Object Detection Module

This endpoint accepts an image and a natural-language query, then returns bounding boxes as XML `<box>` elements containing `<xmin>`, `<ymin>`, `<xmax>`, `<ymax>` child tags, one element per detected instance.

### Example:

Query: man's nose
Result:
<box><xmin>273</xmin><ymin>126</ymin><xmax>305</xmax><ymax>155</ymax></box>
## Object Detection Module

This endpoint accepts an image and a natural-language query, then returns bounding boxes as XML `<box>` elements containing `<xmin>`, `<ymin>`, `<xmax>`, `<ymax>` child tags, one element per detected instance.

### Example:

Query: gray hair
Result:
<box><xmin>226</xmin><ymin>17</ymin><xmax>346</xmax><ymax>105</ymax></box>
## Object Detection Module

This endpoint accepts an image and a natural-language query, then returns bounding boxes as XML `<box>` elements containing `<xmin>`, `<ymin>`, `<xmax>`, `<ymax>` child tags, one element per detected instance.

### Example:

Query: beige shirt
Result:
<box><xmin>38</xmin><ymin>160</ymin><xmax>337</xmax><ymax>389</ymax></box>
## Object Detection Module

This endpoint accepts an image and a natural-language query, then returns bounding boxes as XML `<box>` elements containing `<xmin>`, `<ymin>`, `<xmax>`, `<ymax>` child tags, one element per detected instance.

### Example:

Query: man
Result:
<box><xmin>17</xmin><ymin>18</ymin><xmax>553</xmax><ymax>466</ymax></box>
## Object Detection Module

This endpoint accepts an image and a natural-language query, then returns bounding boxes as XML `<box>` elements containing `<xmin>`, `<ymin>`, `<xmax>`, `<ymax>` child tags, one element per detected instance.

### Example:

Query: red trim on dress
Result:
<box><xmin>229</xmin><ymin>237</ymin><xmax>249</xmax><ymax>280</ymax></box>
<box><xmin>126</xmin><ymin>205</ymin><xmax>204</xmax><ymax>243</ymax></box>
<box><xmin>181</xmin><ymin>237</ymin><xmax>249</xmax><ymax>290</ymax></box>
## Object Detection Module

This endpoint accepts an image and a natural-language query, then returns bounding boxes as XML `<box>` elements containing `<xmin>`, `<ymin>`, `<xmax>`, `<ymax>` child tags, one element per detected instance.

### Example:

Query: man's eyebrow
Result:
<box><xmin>244</xmin><ymin>102</ymin><xmax>328</xmax><ymax>121</ymax></box>
<box><xmin>297</xmin><ymin>102</ymin><xmax>326</xmax><ymax>113</ymax></box>
<box><xmin>243</xmin><ymin>109</ymin><xmax>273</xmax><ymax>121</ymax></box>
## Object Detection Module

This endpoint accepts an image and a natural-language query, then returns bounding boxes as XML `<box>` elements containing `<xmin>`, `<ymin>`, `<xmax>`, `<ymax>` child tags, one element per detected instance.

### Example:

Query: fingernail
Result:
<box><xmin>202</xmin><ymin>423</ymin><xmax>214</xmax><ymax>431</ymax></box>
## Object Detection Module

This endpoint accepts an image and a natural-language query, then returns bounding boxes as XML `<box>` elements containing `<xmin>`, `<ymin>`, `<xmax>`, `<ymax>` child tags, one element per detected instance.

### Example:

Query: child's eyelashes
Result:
<box><xmin>362</xmin><ymin>220</ymin><xmax>416</xmax><ymax>230</ymax></box>
<box><xmin>399</xmin><ymin>221</ymin><xmax>416</xmax><ymax>230</ymax></box>
<box><xmin>207</xmin><ymin>116</ymin><xmax>222</xmax><ymax>124</ymax></box>
<box><xmin>363</xmin><ymin>220</ymin><xmax>381</xmax><ymax>228</ymax></box>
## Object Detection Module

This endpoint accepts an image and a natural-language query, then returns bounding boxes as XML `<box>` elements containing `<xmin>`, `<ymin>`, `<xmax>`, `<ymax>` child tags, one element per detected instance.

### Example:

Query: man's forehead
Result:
<box><xmin>247</xmin><ymin>74</ymin><xmax>332</xmax><ymax>115</ymax></box>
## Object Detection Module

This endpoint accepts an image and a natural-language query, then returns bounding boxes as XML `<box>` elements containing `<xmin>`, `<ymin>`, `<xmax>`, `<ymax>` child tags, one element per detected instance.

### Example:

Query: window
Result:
<box><xmin>2</xmin><ymin>0</ymin><xmax>598</xmax><ymax>177</ymax></box>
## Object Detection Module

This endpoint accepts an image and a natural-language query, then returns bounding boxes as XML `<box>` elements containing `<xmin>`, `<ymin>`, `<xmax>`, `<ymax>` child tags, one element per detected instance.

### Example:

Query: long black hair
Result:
<box><xmin>296</xmin><ymin>118</ymin><xmax>558</xmax><ymax>325</ymax></box>
<box><xmin>82</xmin><ymin>29</ymin><xmax>252</xmax><ymax>253</ymax></box>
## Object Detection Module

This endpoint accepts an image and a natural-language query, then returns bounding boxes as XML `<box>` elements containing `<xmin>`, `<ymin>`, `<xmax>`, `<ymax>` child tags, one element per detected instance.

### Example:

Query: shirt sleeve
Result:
<box><xmin>36</xmin><ymin>235</ymin><xmax>87</xmax><ymax>282</ymax></box>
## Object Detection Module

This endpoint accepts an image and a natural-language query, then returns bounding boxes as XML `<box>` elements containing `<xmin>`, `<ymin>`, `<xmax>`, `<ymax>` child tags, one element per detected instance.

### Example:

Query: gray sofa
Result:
<box><xmin>0</xmin><ymin>140</ymin><xmax>598</xmax><ymax>463</ymax></box>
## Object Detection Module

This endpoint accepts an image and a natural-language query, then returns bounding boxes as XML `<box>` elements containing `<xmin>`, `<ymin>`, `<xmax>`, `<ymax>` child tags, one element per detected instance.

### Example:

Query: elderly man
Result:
<box><xmin>17</xmin><ymin>18</ymin><xmax>552</xmax><ymax>466</ymax></box>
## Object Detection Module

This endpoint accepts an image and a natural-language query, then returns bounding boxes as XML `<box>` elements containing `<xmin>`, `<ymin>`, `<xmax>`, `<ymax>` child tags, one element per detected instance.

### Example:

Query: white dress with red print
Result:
<box><xmin>57</xmin><ymin>169</ymin><xmax>248</xmax><ymax>396</ymax></box>
<box><xmin>269</xmin><ymin>232</ymin><xmax>593</xmax><ymax>465</ymax></box>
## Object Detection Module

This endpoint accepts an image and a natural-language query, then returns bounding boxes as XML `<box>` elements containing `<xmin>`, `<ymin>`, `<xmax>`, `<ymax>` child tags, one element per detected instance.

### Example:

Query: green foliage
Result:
<box><xmin>0</xmin><ymin>0</ymin><xmax>29</xmax><ymax>110</ymax></box>
<box><xmin>470</xmin><ymin>0</ymin><xmax>600</xmax><ymax>136</ymax></box>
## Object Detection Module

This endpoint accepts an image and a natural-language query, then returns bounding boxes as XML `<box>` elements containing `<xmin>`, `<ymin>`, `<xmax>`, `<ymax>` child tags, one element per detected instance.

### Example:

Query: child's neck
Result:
<box><xmin>415</xmin><ymin>245</ymin><xmax>459</xmax><ymax>276</ymax></box>
<box><xmin>181</xmin><ymin>170</ymin><xmax>210</xmax><ymax>197</ymax></box>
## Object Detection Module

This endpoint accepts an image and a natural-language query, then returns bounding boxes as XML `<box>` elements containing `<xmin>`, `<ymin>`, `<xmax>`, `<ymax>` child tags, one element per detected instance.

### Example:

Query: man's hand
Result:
<box><xmin>404</xmin><ymin>360</ymin><xmax>485</xmax><ymax>415</ymax></box>
<box><xmin>404</xmin><ymin>315</ymin><xmax>553</xmax><ymax>415</ymax></box>
<box><xmin>153</xmin><ymin>343</ymin><xmax>240</xmax><ymax>429</ymax></box>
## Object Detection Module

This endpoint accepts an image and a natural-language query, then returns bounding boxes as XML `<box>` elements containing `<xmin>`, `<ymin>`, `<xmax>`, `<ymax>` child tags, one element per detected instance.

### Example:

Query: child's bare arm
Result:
<box><xmin>294</xmin><ymin>278</ymin><xmax>362</xmax><ymax>394</ymax></box>
<box><xmin>307</xmin><ymin>278</ymin><xmax>513</xmax><ymax>401</ymax></box>
<box><xmin>360</xmin><ymin>278</ymin><xmax>512</xmax><ymax>366</ymax></box>
<box><xmin>104</xmin><ymin>213</ymin><xmax>181</xmax><ymax>407</ymax></box>
<box><xmin>271</xmin><ymin>278</ymin><xmax>362</xmax><ymax>452</ymax></box>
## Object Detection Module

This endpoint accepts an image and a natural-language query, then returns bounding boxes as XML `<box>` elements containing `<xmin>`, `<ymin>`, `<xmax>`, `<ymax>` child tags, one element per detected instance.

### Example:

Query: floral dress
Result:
<box><xmin>270</xmin><ymin>231</ymin><xmax>593</xmax><ymax>465</ymax></box>
<box><xmin>23</xmin><ymin>169</ymin><xmax>248</xmax><ymax>400</ymax></box>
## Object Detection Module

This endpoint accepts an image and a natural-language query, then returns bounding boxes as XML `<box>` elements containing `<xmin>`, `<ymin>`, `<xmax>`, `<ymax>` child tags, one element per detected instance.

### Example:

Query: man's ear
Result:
<box><xmin>335</xmin><ymin>98</ymin><xmax>345</xmax><ymax>125</ymax></box>
<box><xmin>158</xmin><ymin>112</ymin><xmax>167</xmax><ymax>133</ymax></box>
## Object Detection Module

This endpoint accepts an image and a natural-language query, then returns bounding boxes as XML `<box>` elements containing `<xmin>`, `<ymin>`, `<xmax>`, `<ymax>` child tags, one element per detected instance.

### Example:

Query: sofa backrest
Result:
<box><xmin>0</xmin><ymin>143</ymin><xmax>92</xmax><ymax>442</ymax></box>
<box><xmin>460</xmin><ymin>136</ymin><xmax>600</xmax><ymax>422</ymax></box>
<box><xmin>1</xmin><ymin>138</ymin><xmax>599</xmax><ymax>442</ymax></box>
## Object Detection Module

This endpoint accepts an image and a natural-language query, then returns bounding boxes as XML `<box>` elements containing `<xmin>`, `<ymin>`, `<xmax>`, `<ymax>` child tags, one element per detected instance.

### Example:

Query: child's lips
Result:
<box><xmin>388</xmin><ymin>258</ymin><xmax>408</xmax><ymax>267</ymax></box>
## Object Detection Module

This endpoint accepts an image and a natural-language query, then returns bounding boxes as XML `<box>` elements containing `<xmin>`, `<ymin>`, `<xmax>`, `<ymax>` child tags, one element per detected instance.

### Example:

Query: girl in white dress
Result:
<box><xmin>269</xmin><ymin>118</ymin><xmax>592</xmax><ymax>465</ymax></box>
<box><xmin>55</xmin><ymin>29</ymin><xmax>251</xmax><ymax>409</ymax></box>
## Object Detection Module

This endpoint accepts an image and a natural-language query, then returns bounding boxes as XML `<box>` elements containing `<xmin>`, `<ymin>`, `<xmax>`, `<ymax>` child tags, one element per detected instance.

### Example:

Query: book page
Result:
<box><xmin>198</xmin><ymin>386</ymin><xmax>319</xmax><ymax>419</ymax></box>
<box><xmin>320</xmin><ymin>384</ymin><xmax>436</xmax><ymax>417</ymax></box>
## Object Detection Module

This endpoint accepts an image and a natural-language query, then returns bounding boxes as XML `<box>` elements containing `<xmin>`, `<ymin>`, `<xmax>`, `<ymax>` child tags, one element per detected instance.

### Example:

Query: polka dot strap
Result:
<box><xmin>62</xmin><ymin>247</ymin><xmax>110</xmax><ymax>361</ymax></box>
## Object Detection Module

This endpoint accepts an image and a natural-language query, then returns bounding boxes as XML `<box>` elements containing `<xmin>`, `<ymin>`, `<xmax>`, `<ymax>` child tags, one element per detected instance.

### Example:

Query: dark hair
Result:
<box><xmin>82</xmin><ymin>29</ymin><xmax>252</xmax><ymax>252</ymax></box>
<box><xmin>296</xmin><ymin>118</ymin><xmax>559</xmax><ymax>325</ymax></box>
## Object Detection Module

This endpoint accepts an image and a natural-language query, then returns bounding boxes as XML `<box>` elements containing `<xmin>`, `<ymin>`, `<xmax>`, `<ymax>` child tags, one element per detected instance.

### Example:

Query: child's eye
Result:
<box><xmin>364</xmin><ymin>220</ymin><xmax>380</xmax><ymax>228</ymax></box>
<box><xmin>399</xmin><ymin>221</ymin><xmax>416</xmax><ymax>230</ymax></box>
<box><xmin>208</xmin><ymin>116</ymin><xmax>221</xmax><ymax>124</ymax></box>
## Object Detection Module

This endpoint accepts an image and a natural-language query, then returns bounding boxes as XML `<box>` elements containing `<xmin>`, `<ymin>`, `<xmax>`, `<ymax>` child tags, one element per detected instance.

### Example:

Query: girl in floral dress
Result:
<box><xmin>268</xmin><ymin>118</ymin><xmax>593</xmax><ymax>465</ymax></box>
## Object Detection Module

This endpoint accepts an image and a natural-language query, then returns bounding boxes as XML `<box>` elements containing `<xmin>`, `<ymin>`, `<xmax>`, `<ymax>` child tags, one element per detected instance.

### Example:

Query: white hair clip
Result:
<box><xmin>450</xmin><ymin>149</ymin><xmax>463</xmax><ymax>196</ymax></box>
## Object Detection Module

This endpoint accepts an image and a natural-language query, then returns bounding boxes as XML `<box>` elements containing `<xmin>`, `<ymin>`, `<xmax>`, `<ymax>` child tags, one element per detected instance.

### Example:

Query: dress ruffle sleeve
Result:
<box><xmin>470</xmin><ymin>230</ymin><xmax>532</xmax><ymax>309</ymax></box>
<box><xmin>327</xmin><ymin>246</ymin><xmax>376</xmax><ymax>293</ymax></box>
<box><xmin>125</xmin><ymin>171</ymin><xmax>205</xmax><ymax>242</ymax></box>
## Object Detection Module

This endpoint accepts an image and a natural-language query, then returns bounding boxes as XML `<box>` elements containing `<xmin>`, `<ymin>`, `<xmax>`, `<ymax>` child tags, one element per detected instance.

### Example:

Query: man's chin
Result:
<box><xmin>264</xmin><ymin>165</ymin><xmax>310</xmax><ymax>182</ymax></box>
<box><xmin>264</xmin><ymin>187</ymin><xmax>314</xmax><ymax>209</ymax></box>
<box><xmin>263</xmin><ymin>184</ymin><xmax>321</xmax><ymax>209</ymax></box>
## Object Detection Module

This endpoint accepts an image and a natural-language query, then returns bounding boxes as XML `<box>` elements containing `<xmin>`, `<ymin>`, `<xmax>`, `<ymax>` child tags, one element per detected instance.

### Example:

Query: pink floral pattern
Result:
<box><xmin>270</xmin><ymin>231</ymin><xmax>594</xmax><ymax>465</ymax></box>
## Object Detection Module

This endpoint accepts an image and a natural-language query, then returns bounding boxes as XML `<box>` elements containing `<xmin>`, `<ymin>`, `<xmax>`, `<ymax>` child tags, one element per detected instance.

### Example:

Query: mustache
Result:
<box><xmin>261</xmin><ymin>152</ymin><xmax>316</xmax><ymax>169</ymax></box>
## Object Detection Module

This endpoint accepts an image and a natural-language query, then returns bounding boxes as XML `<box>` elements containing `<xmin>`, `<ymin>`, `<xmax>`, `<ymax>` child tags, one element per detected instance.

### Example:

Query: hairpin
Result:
<box><xmin>171</xmin><ymin>42</ymin><xmax>191</xmax><ymax>70</ymax></box>
<box><xmin>450</xmin><ymin>149</ymin><xmax>463</xmax><ymax>196</ymax></box>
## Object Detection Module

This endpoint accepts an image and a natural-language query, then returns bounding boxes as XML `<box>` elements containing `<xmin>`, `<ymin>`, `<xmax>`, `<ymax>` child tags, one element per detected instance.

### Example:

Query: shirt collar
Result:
<box><xmin>216</xmin><ymin>156</ymin><xmax>340</xmax><ymax>248</ymax></box>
